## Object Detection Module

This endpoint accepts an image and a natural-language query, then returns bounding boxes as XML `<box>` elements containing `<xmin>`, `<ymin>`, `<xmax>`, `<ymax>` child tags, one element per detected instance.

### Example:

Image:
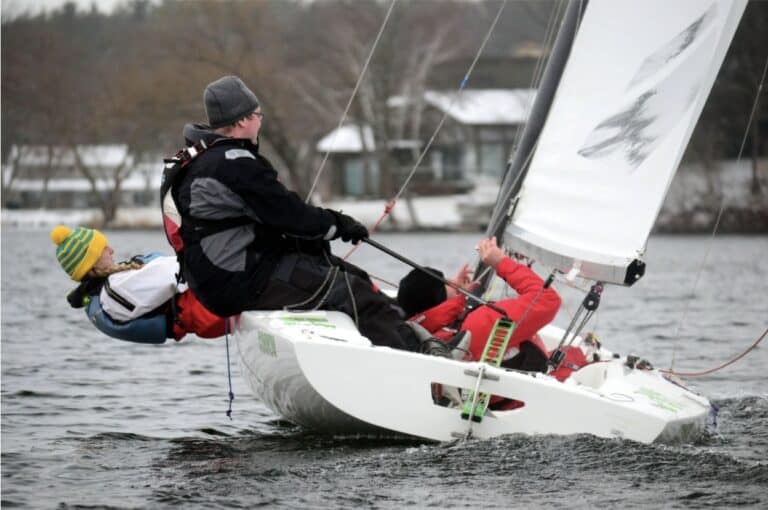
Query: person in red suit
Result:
<box><xmin>398</xmin><ymin>237</ymin><xmax>561</xmax><ymax>372</ymax></box>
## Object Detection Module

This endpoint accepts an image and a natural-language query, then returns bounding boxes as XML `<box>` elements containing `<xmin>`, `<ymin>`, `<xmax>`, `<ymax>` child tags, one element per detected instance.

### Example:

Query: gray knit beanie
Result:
<box><xmin>204</xmin><ymin>76</ymin><xmax>260</xmax><ymax>129</ymax></box>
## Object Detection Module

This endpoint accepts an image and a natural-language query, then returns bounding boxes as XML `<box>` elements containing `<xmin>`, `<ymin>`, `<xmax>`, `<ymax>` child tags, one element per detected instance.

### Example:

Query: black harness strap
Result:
<box><xmin>103</xmin><ymin>278</ymin><xmax>136</xmax><ymax>312</ymax></box>
<box><xmin>181</xmin><ymin>216</ymin><xmax>254</xmax><ymax>243</ymax></box>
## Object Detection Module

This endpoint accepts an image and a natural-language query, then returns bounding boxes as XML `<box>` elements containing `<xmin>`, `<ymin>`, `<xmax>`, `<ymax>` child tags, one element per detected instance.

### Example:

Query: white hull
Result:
<box><xmin>234</xmin><ymin>311</ymin><xmax>711</xmax><ymax>444</ymax></box>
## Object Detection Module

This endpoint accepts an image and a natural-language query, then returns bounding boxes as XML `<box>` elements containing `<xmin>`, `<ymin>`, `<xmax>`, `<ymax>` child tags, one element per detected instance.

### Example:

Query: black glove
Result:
<box><xmin>329</xmin><ymin>210</ymin><xmax>369</xmax><ymax>244</ymax></box>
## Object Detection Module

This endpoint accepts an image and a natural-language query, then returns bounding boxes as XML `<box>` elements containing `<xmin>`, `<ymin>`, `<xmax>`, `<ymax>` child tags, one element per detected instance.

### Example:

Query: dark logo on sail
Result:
<box><xmin>578</xmin><ymin>3</ymin><xmax>717</xmax><ymax>170</ymax></box>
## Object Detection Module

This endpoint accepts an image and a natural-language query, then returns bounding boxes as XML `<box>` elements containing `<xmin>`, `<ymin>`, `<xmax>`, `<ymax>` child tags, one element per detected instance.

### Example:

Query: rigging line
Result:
<box><xmin>669</xmin><ymin>53</ymin><xmax>768</xmax><ymax>371</ymax></box>
<box><xmin>370</xmin><ymin>273</ymin><xmax>398</xmax><ymax>289</ymax></box>
<box><xmin>390</xmin><ymin>0</ymin><xmax>509</xmax><ymax>205</ymax></box>
<box><xmin>305</xmin><ymin>0</ymin><xmax>398</xmax><ymax>203</ymax></box>
<box><xmin>662</xmin><ymin>326</ymin><xmax>767</xmax><ymax>378</ymax></box>
<box><xmin>486</xmin><ymin>0</ymin><xmax>583</xmax><ymax>242</ymax></box>
<box><xmin>341</xmin><ymin>269</ymin><xmax>359</xmax><ymax>327</ymax></box>
<box><xmin>233</xmin><ymin>325</ymin><xmax>264</xmax><ymax>382</ymax></box>
<box><xmin>510</xmin><ymin>0</ymin><xmax>566</xmax><ymax>153</ymax></box>
<box><xmin>224</xmin><ymin>318</ymin><xmax>235</xmax><ymax>419</ymax></box>
<box><xmin>511</xmin><ymin>270</ymin><xmax>557</xmax><ymax>336</ymax></box>
<box><xmin>486</xmin><ymin>136</ymin><xmax>539</xmax><ymax>233</ymax></box>
<box><xmin>342</xmin><ymin>1</ymin><xmax>508</xmax><ymax>262</ymax></box>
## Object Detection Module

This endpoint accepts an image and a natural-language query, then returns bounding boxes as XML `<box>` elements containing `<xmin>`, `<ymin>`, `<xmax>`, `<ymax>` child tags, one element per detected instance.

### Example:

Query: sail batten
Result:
<box><xmin>503</xmin><ymin>0</ymin><xmax>747</xmax><ymax>285</ymax></box>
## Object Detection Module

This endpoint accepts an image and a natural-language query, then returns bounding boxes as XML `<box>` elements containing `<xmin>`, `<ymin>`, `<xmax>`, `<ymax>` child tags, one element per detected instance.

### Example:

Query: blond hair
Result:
<box><xmin>87</xmin><ymin>260</ymin><xmax>144</xmax><ymax>279</ymax></box>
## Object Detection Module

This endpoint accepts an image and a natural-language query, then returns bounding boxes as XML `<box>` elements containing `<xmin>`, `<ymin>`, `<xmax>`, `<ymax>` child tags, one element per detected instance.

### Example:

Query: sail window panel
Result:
<box><xmin>505</xmin><ymin>0</ymin><xmax>747</xmax><ymax>284</ymax></box>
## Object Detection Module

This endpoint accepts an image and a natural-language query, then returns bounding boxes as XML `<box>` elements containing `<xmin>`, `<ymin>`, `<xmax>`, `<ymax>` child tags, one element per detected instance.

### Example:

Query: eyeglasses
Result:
<box><xmin>251</xmin><ymin>111</ymin><xmax>264</xmax><ymax>120</ymax></box>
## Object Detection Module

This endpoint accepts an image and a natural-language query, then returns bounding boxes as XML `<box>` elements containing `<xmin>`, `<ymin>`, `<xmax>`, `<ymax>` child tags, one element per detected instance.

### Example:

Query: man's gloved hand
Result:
<box><xmin>329</xmin><ymin>210</ymin><xmax>369</xmax><ymax>244</ymax></box>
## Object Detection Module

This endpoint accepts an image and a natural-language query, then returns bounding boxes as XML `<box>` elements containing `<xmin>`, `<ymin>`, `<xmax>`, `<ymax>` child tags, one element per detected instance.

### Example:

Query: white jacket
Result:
<box><xmin>100</xmin><ymin>255</ymin><xmax>185</xmax><ymax>322</ymax></box>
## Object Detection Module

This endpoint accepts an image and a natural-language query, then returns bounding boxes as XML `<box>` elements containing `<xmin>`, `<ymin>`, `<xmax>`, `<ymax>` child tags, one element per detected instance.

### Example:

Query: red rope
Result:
<box><xmin>660</xmin><ymin>326</ymin><xmax>767</xmax><ymax>378</ymax></box>
<box><xmin>343</xmin><ymin>198</ymin><xmax>397</xmax><ymax>260</ymax></box>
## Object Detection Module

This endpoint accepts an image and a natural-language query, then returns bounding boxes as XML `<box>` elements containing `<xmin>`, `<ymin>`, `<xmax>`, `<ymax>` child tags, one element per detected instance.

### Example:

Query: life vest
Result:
<box><xmin>99</xmin><ymin>255</ymin><xmax>180</xmax><ymax>322</ymax></box>
<box><xmin>161</xmin><ymin>139</ymin><xmax>210</xmax><ymax>255</ymax></box>
<box><xmin>161</xmin><ymin>139</ymin><xmax>256</xmax><ymax>273</ymax></box>
<box><xmin>69</xmin><ymin>253</ymin><xmax>171</xmax><ymax>344</ymax></box>
<box><xmin>86</xmin><ymin>294</ymin><xmax>168</xmax><ymax>344</ymax></box>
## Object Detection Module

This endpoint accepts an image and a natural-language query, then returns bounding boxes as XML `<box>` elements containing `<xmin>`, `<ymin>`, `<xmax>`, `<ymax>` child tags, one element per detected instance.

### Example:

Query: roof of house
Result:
<box><xmin>316</xmin><ymin>125</ymin><xmax>376</xmax><ymax>153</ymax></box>
<box><xmin>316</xmin><ymin>89</ymin><xmax>536</xmax><ymax>153</ymax></box>
<box><xmin>423</xmin><ymin>89</ymin><xmax>536</xmax><ymax>125</ymax></box>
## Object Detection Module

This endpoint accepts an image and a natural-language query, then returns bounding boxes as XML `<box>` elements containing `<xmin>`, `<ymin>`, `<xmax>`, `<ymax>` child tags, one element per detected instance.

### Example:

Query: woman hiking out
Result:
<box><xmin>51</xmin><ymin>225</ymin><xmax>225</xmax><ymax>344</ymax></box>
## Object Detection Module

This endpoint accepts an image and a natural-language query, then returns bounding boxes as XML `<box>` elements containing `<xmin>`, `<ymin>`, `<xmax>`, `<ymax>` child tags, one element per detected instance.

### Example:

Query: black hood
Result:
<box><xmin>183</xmin><ymin>123</ymin><xmax>224</xmax><ymax>147</ymax></box>
<box><xmin>182</xmin><ymin>123</ymin><xmax>259</xmax><ymax>151</ymax></box>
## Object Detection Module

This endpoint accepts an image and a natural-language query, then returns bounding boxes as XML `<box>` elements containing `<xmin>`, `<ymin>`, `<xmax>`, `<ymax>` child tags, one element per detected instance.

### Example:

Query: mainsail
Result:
<box><xmin>500</xmin><ymin>0</ymin><xmax>747</xmax><ymax>285</ymax></box>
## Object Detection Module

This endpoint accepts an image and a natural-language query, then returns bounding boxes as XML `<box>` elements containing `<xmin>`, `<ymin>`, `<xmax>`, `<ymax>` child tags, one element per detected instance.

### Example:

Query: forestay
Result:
<box><xmin>505</xmin><ymin>0</ymin><xmax>747</xmax><ymax>285</ymax></box>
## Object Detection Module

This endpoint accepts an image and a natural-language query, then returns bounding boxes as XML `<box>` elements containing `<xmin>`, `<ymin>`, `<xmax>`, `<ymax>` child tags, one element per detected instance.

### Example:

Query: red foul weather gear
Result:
<box><xmin>173</xmin><ymin>290</ymin><xmax>226</xmax><ymax>340</ymax></box>
<box><xmin>409</xmin><ymin>257</ymin><xmax>561</xmax><ymax>361</ymax></box>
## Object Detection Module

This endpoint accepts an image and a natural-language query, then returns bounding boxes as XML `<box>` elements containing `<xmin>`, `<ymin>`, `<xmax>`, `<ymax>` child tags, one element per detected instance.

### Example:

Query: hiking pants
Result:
<box><xmin>248</xmin><ymin>252</ymin><xmax>420</xmax><ymax>352</ymax></box>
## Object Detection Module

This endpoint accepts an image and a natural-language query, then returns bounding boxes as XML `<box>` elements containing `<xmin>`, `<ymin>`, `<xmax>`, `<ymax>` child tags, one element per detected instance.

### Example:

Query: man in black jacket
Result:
<box><xmin>169</xmin><ymin>75</ymin><xmax>423</xmax><ymax>352</ymax></box>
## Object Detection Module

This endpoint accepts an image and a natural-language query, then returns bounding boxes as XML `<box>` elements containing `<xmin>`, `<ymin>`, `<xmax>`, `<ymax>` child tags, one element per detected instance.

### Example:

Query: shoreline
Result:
<box><xmin>3</xmin><ymin>219</ymin><xmax>765</xmax><ymax>236</ymax></box>
<box><xmin>3</xmin><ymin>198</ymin><xmax>765</xmax><ymax>234</ymax></box>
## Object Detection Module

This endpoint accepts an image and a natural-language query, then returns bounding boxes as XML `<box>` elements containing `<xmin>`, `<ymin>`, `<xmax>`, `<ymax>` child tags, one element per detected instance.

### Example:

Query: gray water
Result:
<box><xmin>2</xmin><ymin>229</ymin><xmax>767</xmax><ymax>509</ymax></box>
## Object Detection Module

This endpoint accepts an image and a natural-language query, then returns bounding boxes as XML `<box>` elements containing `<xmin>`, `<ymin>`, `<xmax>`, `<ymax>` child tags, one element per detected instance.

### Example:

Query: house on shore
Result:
<box><xmin>2</xmin><ymin>144</ymin><xmax>160</xmax><ymax>210</ymax></box>
<box><xmin>316</xmin><ymin>88</ymin><xmax>535</xmax><ymax>199</ymax></box>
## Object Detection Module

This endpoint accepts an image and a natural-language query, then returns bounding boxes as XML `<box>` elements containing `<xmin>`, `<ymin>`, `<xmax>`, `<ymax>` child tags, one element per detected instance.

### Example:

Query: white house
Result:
<box><xmin>2</xmin><ymin>144</ymin><xmax>161</xmax><ymax>209</ymax></box>
<box><xmin>315</xmin><ymin>89</ymin><xmax>535</xmax><ymax>198</ymax></box>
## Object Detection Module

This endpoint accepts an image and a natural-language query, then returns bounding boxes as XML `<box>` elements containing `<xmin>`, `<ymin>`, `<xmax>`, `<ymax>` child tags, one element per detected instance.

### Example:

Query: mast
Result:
<box><xmin>478</xmin><ymin>0</ymin><xmax>586</xmax><ymax>292</ymax></box>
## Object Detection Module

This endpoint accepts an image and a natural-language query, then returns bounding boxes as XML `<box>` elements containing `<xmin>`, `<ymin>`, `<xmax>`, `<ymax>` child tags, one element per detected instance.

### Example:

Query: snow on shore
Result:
<box><xmin>0</xmin><ymin>196</ymin><xmax>463</xmax><ymax>231</ymax></box>
<box><xmin>2</xmin><ymin>159</ymin><xmax>765</xmax><ymax>232</ymax></box>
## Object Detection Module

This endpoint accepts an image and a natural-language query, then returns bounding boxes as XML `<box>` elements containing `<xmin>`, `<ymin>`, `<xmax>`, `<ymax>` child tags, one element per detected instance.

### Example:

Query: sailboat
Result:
<box><xmin>233</xmin><ymin>0</ymin><xmax>747</xmax><ymax>443</ymax></box>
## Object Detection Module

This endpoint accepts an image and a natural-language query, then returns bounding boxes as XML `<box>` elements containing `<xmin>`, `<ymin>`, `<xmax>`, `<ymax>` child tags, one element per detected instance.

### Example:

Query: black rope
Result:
<box><xmin>224</xmin><ymin>318</ymin><xmax>234</xmax><ymax>420</ymax></box>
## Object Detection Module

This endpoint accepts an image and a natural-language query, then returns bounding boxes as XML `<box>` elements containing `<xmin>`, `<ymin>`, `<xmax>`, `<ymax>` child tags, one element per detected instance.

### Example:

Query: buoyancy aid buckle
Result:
<box><xmin>163</xmin><ymin>139</ymin><xmax>209</xmax><ymax>168</ymax></box>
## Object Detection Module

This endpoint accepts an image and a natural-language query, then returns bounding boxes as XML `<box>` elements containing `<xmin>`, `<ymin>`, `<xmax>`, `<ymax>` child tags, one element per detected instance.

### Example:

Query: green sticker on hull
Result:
<box><xmin>281</xmin><ymin>317</ymin><xmax>336</xmax><ymax>328</ymax></box>
<box><xmin>637</xmin><ymin>387</ymin><xmax>684</xmax><ymax>412</ymax></box>
<box><xmin>259</xmin><ymin>332</ymin><xmax>277</xmax><ymax>357</ymax></box>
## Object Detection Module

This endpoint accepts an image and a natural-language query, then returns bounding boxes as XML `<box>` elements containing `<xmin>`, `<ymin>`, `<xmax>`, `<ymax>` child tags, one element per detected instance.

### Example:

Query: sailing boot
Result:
<box><xmin>438</xmin><ymin>331</ymin><xmax>471</xmax><ymax>406</ymax></box>
<box><xmin>404</xmin><ymin>322</ymin><xmax>452</xmax><ymax>358</ymax></box>
<box><xmin>394</xmin><ymin>322</ymin><xmax>425</xmax><ymax>352</ymax></box>
<box><xmin>404</xmin><ymin>323</ymin><xmax>469</xmax><ymax>407</ymax></box>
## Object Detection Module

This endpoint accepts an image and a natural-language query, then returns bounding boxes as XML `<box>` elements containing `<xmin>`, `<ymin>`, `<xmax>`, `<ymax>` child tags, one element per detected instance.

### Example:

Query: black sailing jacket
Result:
<box><xmin>172</xmin><ymin>124</ymin><xmax>338</xmax><ymax>316</ymax></box>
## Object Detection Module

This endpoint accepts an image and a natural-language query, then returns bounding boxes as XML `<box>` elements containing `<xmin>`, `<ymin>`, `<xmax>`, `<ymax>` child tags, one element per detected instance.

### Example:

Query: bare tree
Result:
<box><xmin>309</xmin><ymin>1</ymin><xmax>469</xmax><ymax>200</ymax></box>
<box><xmin>71</xmin><ymin>146</ymin><xmax>133</xmax><ymax>226</ymax></box>
<box><xmin>2</xmin><ymin>0</ymin><xmax>764</xmax><ymax>232</ymax></box>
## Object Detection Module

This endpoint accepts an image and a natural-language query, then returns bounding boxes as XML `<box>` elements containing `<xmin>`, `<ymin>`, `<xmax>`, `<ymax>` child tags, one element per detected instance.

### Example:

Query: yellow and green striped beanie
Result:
<box><xmin>50</xmin><ymin>225</ymin><xmax>108</xmax><ymax>281</ymax></box>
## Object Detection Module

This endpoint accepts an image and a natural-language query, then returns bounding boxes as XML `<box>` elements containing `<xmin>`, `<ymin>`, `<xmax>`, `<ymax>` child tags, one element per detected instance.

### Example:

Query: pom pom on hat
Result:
<box><xmin>50</xmin><ymin>225</ymin><xmax>72</xmax><ymax>246</ymax></box>
<box><xmin>50</xmin><ymin>225</ymin><xmax>108</xmax><ymax>281</ymax></box>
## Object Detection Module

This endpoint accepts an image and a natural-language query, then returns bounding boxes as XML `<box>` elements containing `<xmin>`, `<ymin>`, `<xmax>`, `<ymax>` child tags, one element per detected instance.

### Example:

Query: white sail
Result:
<box><xmin>505</xmin><ymin>0</ymin><xmax>746</xmax><ymax>285</ymax></box>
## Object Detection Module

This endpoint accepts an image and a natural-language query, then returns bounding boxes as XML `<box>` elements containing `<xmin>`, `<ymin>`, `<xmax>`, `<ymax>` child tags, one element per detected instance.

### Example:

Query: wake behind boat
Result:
<box><xmin>234</xmin><ymin>0</ymin><xmax>747</xmax><ymax>444</ymax></box>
